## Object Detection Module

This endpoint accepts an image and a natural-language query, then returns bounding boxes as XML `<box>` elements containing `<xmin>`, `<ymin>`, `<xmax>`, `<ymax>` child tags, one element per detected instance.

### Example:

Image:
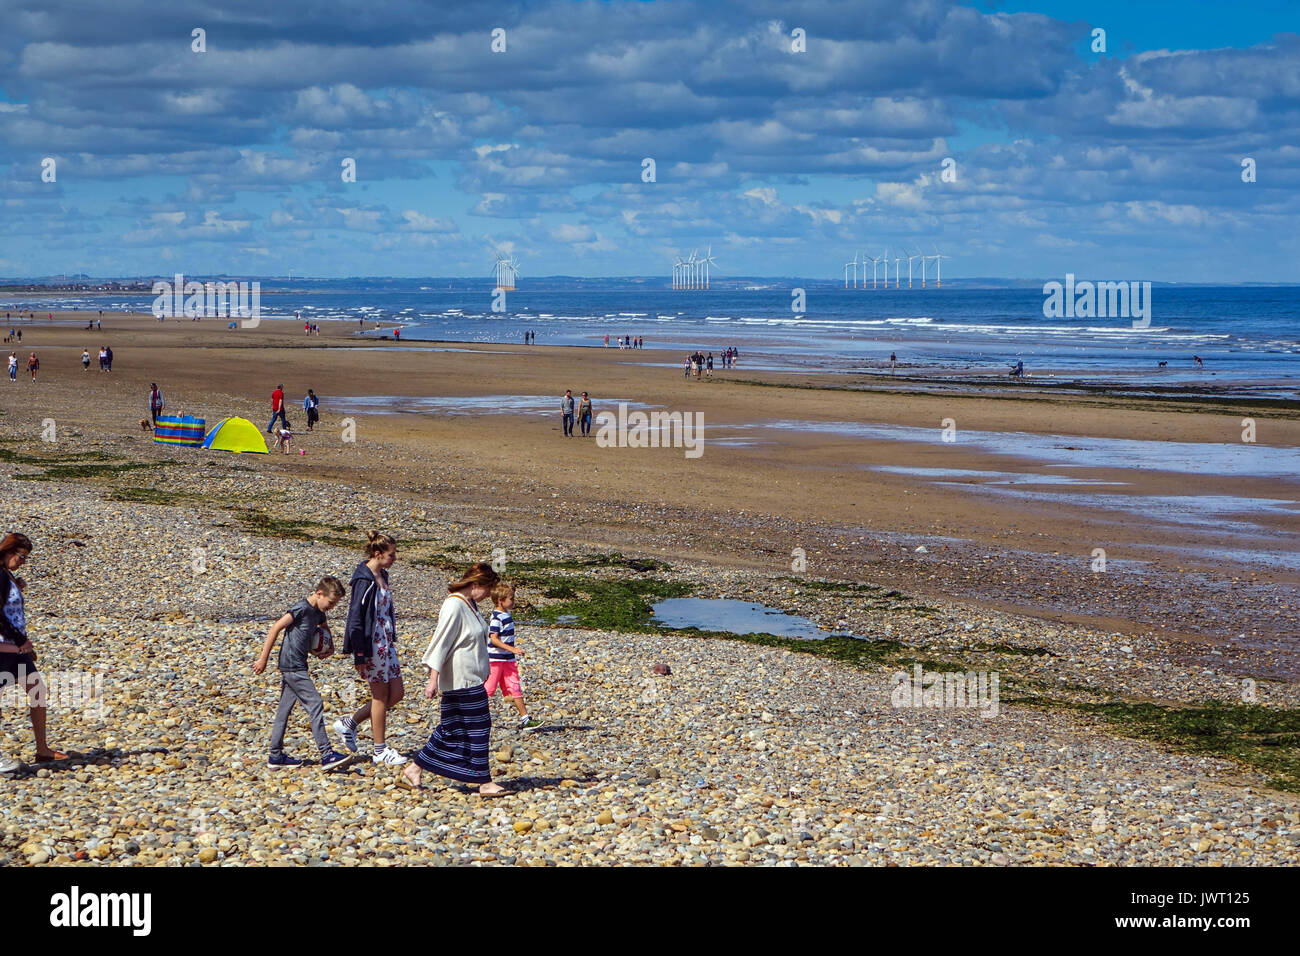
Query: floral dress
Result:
<box><xmin>357</xmin><ymin>583</ymin><xmax>401</xmax><ymax>683</ymax></box>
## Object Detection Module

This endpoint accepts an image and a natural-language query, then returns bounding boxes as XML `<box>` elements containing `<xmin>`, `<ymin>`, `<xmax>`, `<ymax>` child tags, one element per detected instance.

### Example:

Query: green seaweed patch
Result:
<box><xmin>233</xmin><ymin>510</ymin><xmax>360</xmax><ymax>548</ymax></box>
<box><xmin>513</xmin><ymin>552</ymin><xmax>671</xmax><ymax>575</ymax></box>
<box><xmin>971</xmin><ymin>641</ymin><xmax>1054</xmax><ymax>657</ymax></box>
<box><xmin>23</xmin><ymin>460</ymin><xmax>156</xmax><ymax>481</ymax></box>
<box><xmin>109</xmin><ymin>486</ymin><xmax>188</xmax><ymax>505</ymax></box>
<box><xmin>1078</xmin><ymin>699</ymin><xmax>1300</xmax><ymax>793</ymax></box>
<box><xmin>780</xmin><ymin>578</ymin><xmax>888</xmax><ymax>594</ymax></box>
<box><xmin>526</xmin><ymin>576</ymin><xmax>691</xmax><ymax>632</ymax></box>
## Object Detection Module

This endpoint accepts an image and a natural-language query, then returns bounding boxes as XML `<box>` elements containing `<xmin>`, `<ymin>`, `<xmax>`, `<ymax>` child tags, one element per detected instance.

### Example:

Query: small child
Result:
<box><xmin>277</xmin><ymin>424</ymin><xmax>292</xmax><ymax>453</ymax></box>
<box><xmin>253</xmin><ymin>576</ymin><xmax>352</xmax><ymax>770</ymax></box>
<box><xmin>485</xmin><ymin>582</ymin><xmax>539</xmax><ymax>730</ymax></box>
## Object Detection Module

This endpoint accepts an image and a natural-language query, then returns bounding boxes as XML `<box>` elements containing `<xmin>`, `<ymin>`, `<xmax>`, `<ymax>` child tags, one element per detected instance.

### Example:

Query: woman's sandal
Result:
<box><xmin>397</xmin><ymin>767</ymin><xmax>423</xmax><ymax>791</ymax></box>
<box><xmin>478</xmin><ymin>785</ymin><xmax>512</xmax><ymax>798</ymax></box>
<box><xmin>33</xmin><ymin>751</ymin><xmax>68</xmax><ymax>763</ymax></box>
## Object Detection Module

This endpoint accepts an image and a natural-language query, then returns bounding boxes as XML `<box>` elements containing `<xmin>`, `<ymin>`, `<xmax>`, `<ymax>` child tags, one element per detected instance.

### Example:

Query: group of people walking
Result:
<box><xmin>256</xmin><ymin>533</ymin><xmax>532</xmax><ymax>797</ymax></box>
<box><xmin>682</xmin><ymin>347</ymin><xmax>737</xmax><ymax>378</ymax></box>
<box><xmin>267</xmin><ymin>384</ymin><xmax>320</xmax><ymax>433</ymax></box>
<box><xmin>560</xmin><ymin>389</ymin><xmax>594</xmax><ymax>436</ymax></box>
<box><xmin>604</xmin><ymin>335</ymin><xmax>643</xmax><ymax>349</ymax></box>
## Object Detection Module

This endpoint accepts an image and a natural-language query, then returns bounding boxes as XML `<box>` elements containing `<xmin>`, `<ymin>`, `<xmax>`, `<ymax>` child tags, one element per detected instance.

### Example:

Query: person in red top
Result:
<box><xmin>268</xmin><ymin>384</ymin><xmax>287</xmax><ymax>433</ymax></box>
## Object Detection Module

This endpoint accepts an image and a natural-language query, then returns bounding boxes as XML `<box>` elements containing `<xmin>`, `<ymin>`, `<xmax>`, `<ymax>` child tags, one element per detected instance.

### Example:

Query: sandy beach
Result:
<box><xmin>0</xmin><ymin>311</ymin><xmax>1297</xmax><ymax>866</ymax></box>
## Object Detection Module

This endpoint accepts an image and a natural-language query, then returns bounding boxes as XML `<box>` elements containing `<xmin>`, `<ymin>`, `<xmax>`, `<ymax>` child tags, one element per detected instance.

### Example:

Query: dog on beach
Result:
<box><xmin>140</xmin><ymin>418</ymin><xmax>152</xmax><ymax>432</ymax></box>
<box><xmin>1157</xmin><ymin>361</ymin><xmax>1168</xmax><ymax>367</ymax></box>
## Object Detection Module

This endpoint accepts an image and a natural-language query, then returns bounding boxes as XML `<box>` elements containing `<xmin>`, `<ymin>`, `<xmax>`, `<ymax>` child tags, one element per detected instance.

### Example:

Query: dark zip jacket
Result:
<box><xmin>343</xmin><ymin>561</ymin><xmax>394</xmax><ymax>663</ymax></box>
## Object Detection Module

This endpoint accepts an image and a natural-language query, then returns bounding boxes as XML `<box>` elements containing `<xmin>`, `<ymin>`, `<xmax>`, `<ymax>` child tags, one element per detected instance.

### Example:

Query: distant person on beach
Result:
<box><xmin>1009</xmin><ymin>360</ymin><xmax>1024</xmax><ymax>377</ymax></box>
<box><xmin>337</xmin><ymin>532</ymin><xmax>406</xmax><ymax>766</ymax></box>
<box><xmin>0</xmin><ymin>533</ymin><xmax>67</xmax><ymax>768</ymax></box>
<box><xmin>706</xmin><ymin>353</ymin><xmax>714</xmax><ymax>377</ymax></box>
<box><xmin>604</xmin><ymin>334</ymin><xmax>609</xmax><ymax>347</ymax></box>
<box><xmin>562</xmin><ymin>389</ymin><xmax>576</xmax><ymax>436</ymax></box>
<box><xmin>399</xmin><ymin>563</ymin><xmax>509</xmax><ymax>796</ymax></box>
<box><xmin>303</xmin><ymin>389</ymin><xmax>320</xmax><ymax>431</ymax></box>
<box><xmin>578</xmin><ymin>391</ymin><xmax>593</xmax><ymax>436</ymax></box>
<box><xmin>277</xmin><ymin>424</ymin><xmax>293</xmax><ymax>453</ymax></box>
<box><xmin>890</xmin><ymin>352</ymin><xmax>897</xmax><ymax>370</ymax></box>
<box><xmin>148</xmin><ymin>383</ymin><xmax>165</xmax><ymax>426</ymax></box>
<box><xmin>81</xmin><ymin>350</ymin><xmax>90</xmax><ymax>371</ymax></box>
<box><xmin>1193</xmin><ymin>355</ymin><xmax>1204</xmax><ymax>369</ymax></box>
<box><xmin>267</xmin><ymin>384</ymin><xmax>287</xmax><ymax>434</ymax></box>
<box><xmin>96</xmin><ymin>319</ymin><xmax>101</xmax><ymax>331</ymax></box>
<box><xmin>26</xmin><ymin>353</ymin><xmax>38</xmax><ymax>382</ymax></box>
<box><xmin>252</xmin><ymin>576</ymin><xmax>351</xmax><ymax>771</ymax></box>
<box><xmin>104</xmin><ymin>346</ymin><xmax>113</xmax><ymax>371</ymax></box>
<box><xmin>485</xmin><ymin>582</ymin><xmax>539</xmax><ymax>730</ymax></box>
<box><xmin>8</xmin><ymin>353</ymin><xmax>16</xmax><ymax>382</ymax></box>
<box><xmin>98</xmin><ymin>347</ymin><xmax>107</xmax><ymax>371</ymax></box>
<box><xmin>683</xmin><ymin>357</ymin><xmax>690</xmax><ymax>378</ymax></box>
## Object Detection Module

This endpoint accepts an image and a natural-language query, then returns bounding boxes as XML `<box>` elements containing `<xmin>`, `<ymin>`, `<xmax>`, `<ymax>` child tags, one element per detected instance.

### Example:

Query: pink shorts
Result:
<box><xmin>484</xmin><ymin>660</ymin><xmax>522</xmax><ymax>698</ymax></box>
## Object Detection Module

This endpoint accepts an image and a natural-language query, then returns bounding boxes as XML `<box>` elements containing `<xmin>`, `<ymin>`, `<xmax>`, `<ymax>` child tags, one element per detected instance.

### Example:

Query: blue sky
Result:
<box><xmin>1</xmin><ymin>0</ymin><xmax>1298</xmax><ymax>281</ymax></box>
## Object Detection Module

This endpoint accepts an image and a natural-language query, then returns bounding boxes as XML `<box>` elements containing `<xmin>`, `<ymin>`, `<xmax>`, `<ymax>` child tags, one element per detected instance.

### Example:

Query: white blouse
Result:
<box><xmin>421</xmin><ymin>593</ymin><xmax>490</xmax><ymax>691</ymax></box>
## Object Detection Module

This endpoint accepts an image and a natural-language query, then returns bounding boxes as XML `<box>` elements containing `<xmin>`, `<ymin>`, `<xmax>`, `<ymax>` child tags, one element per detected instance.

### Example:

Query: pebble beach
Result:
<box><xmin>2</xmin><ymin>382</ymin><xmax>1298</xmax><ymax>867</ymax></box>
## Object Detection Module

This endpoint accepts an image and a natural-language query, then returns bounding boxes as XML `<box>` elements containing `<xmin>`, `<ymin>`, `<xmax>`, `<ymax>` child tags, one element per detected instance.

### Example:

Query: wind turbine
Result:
<box><xmin>931</xmin><ymin>244</ymin><xmax>947</xmax><ymax>289</ymax></box>
<box><xmin>689</xmin><ymin>249</ymin><xmax>699</xmax><ymax>290</ymax></box>
<box><xmin>862</xmin><ymin>254</ymin><xmax>876</xmax><ymax>290</ymax></box>
<box><xmin>702</xmin><ymin>246</ymin><xmax>717</xmax><ymax>290</ymax></box>
<box><xmin>892</xmin><ymin>250</ymin><xmax>905</xmax><ymax>289</ymax></box>
<box><xmin>844</xmin><ymin>257</ymin><xmax>853</xmax><ymax>289</ymax></box>
<box><xmin>906</xmin><ymin>250</ymin><xmax>920</xmax><ymax>289</ymax></box>
<box><xmin>913</xmin><ymin>246</ymin><xmax>928</xmax><ymax>288</ymax></box>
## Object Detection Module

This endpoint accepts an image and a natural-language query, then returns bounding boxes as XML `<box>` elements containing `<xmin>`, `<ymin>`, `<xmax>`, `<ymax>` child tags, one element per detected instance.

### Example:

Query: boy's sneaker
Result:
<box><xmin>320</xmin><ymin>750</ymin><xmax>352</xmax><ymax>771</ymax></box>
<box><xmin>333</xmin><ymin>718</ymin><xmax>358</xmax><ymax>753</ymax></box>
<box><xmin>517</xmin><ymin>716</ymin><xmax>542</xmax><ymax>730</ymax></box>
<box><xmin>372</xmin><ymin>747</ymin><xmax>408</xmax><ymax>766</ymax></box>
<box><xmin>267</xmin><ymin>753</ymin><xmax>302</xmax><ymax>769</ymax></box>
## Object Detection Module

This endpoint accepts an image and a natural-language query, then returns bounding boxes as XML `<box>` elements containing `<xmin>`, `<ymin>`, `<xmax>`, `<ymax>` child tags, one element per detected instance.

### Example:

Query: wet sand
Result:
<box><xmin>4</xmin><ymin>310</ymin><xmax>1298</xmax><ymax>677</ymax></box>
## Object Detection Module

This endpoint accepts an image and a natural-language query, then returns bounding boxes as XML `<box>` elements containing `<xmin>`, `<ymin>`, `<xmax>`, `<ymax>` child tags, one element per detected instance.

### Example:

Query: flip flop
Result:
<box><xmin>33</xmin><ymin>751</ymin><xmax>68</xmax><ymax>763</ymax></box>
<box><xmin>397</xmin><ymin>769</ymin><xmax>423</xmax><ymax>791</ymax></box>
<box><xmin>478</xmin><ymin>787</ymin><xmax>512</xmax><ymax>798</ymax></box>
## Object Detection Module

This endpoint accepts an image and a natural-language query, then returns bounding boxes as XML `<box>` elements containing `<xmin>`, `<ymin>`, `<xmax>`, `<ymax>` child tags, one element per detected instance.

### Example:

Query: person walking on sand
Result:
<box><xmin>561</xmin><ymin>389</ymin><xmax>575</xmax><ymax>437</ymax></box>
<box><xmin>336</xmin><ymin>532</ymin><xmax>406</xmax><ymax>765</ymax></box>
<box><xmin>399</xmin><ymin>563</ymin><xmax>509</xmax><ymax>796</ymax></box>
<box><xmin>267</xmin><ymin>383</ymin><xmax>287</xmax><ymax>434</ymax></box>
<box><xmin>104</xmin><ymin>346</ymin><xmax>113</xmax><ymax>372</ymax></box>
<box><xmin>97</xmin><ymin>347</ymin><xmax>107</xmax><ymax>372</ymax></box>
<box><xmin>303</xmin><ymin>388</ymin><xmax>320</xmax><ymax>431</ymax></box>
<box><xmin>604</xmin><ymin>334</ymin><xmax>609</xmax><ymax>347</ymax></box>
<box><xmin>148</xmin><ymin>383</ymin><xmax>165</xmax><ymax>427</ymax></box>
<box><xmin>81</xmin><ymin>349</ymin><xmax>90</xmax><ymax>372</ymax></box>
<box><xmin>26</xmin><ymin>353</ymin><xmax>38</xmax><ymax>382</ymax></box>
<box><xmin>7</xmin><ymin>353</ymin><xmax>16</xmax><ymax>383</ymax></box>
<box><xmin>0</xmin><ymin>533</ymin><xmax>67</xmax><ymax>769</ymax></box>
<box><xmin>578</xmin><ymin>391</ymin><xmax>593</xmax><ymax>437</ymax></box>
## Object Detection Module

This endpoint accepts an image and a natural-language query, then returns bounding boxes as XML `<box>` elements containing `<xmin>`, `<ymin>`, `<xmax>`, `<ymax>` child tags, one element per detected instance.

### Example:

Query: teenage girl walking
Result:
<box><xmin>336</xmin><ymin>532</ymin><xmax>406</xmax><ymax>765</ymax></box>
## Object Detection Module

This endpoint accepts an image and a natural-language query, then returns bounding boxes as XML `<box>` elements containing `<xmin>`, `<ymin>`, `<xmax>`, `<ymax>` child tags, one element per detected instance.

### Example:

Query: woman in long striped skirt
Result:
<box><xmin>401</xmin><ymin>563</ymin><xmax>509</xmax><ymax>796</ymax></box>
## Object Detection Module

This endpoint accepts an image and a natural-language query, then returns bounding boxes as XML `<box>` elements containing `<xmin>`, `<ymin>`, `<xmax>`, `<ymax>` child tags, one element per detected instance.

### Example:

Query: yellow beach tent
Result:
<box><xmin>200</xmin><ymin>417</ymin><xmax>269</xmax><ymax>454</ymax></box>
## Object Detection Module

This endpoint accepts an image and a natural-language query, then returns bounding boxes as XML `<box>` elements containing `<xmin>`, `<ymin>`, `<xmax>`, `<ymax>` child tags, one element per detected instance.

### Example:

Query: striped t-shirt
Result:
<box><xmin>488</xmin><ymin>609</ymin><xmax>516</xmax><ymax>661</ymax></box>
